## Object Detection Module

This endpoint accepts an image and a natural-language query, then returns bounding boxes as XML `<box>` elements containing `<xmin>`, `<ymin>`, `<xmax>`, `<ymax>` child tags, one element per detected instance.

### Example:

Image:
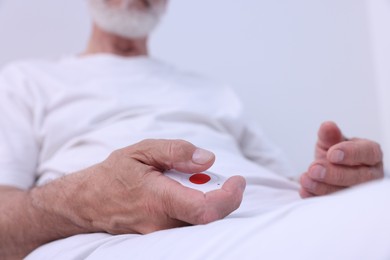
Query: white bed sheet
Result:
<box><xmin>27</xmin><ymin>179</ymin><xmax>390</xmax><ymax>260</ymax></box>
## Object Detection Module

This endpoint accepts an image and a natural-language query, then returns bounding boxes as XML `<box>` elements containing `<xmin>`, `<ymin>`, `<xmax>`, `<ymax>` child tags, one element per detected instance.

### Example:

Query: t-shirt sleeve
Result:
<box><xmin>0</xmin><ymin>65</ymin><xmax>39</xmax><ymax>189</ymax></box>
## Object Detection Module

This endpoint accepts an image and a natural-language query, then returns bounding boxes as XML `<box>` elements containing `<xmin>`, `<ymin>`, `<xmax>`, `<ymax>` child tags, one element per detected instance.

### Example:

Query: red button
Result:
<box><xmin>189</xmin><ymin>173</ymin><xmax>211</xmax><ymax>185</ymax></box>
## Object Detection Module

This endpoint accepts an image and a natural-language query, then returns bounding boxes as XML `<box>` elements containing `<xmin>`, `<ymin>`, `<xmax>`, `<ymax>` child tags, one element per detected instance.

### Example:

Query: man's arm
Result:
<box><xmin>300</xmin><ymin>121</ymin><xmax>384</xmax><ymax>198</ymax></box>
<box><xmin>0</xmin><ymin>139</ymin><xmax>246</xmax><ymax>259</ymax></box>
<box><xmin>0</xmin><ymin>185</ymin><xmax>87</xmax><ymax>259</ymax></box>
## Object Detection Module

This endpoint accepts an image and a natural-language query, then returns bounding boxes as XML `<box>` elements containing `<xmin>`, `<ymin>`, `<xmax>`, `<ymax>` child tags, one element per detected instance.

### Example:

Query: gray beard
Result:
<box><xmin>88</xmin><ymin>0</ymin><xmax>166</xmax><ymax>39</ymax></box>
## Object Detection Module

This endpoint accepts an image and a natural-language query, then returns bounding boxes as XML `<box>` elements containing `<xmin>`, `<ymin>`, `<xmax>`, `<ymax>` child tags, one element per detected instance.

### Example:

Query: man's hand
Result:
<box><xmin>42</xmin><ymin>139</ymin><xmax>246</xmax><ymax>234</ymax></box>
<box><xmin>1</xmin><ymin>139</ymin><xmax>246</xmax><ymax>259</ymax></box>
<box><xmin>299</xmin><ymin>121</ymin><xmax>384</xmax><ymax>198</ymax></box>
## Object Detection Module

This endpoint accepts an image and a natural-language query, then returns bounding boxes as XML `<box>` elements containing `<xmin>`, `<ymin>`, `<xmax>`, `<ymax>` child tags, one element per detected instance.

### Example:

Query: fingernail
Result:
<box><xmin>309</xmin><ymin>165</ymin><xmax>326</xmax><ymax>180</ymax></box>
<box><xmin>329</xmin><ymin>150</ymin><xmax>344</xmax><ymax>163</ymax></box>
<box><xmin>192</xmin><ymin>148</ymin><xmax>214</xmax><ymax>164</ymax></box>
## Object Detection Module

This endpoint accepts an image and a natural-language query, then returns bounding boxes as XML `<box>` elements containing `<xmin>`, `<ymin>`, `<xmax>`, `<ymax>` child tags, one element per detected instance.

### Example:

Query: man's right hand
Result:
<box><xmin>1</xmin><ymin>139</ymin><xmax>245</xmax><ymax>259</ymax></box>
<box><xmin>35</xmin><ymin>139</ymin><xmax>246</xmax><ymax>235</ymax></box>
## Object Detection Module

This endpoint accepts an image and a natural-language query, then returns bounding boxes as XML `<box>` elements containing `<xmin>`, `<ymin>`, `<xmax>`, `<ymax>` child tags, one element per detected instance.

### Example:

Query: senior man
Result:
<box><xmin>0</xmin><ymin>0</ymin><xmax>388</xmax><ymax>259</ymax></box>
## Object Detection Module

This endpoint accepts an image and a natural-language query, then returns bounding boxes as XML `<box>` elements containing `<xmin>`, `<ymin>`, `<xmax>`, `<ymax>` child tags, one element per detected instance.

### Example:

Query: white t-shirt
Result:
<box><xmin>0</xmin><ymin>54</ymin><xmax>296</xmax><ymax>191</ymax></box>
<box><xmin>2</xmin><ymin>54</ymin><xmax>388</xmax><ymax>260</ymax></box>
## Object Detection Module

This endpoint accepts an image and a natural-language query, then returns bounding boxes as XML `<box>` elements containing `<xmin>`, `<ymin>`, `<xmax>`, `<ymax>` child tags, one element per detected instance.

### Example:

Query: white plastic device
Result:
<box><xmin>164</xmin><ymin>170</ymin><xmax>226</xmax><ymax>193</ymax></box>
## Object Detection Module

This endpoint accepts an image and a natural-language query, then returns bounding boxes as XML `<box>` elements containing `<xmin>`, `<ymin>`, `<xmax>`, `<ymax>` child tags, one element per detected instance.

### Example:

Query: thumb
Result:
<box><xmin>127</xmin><ymin>139</ymin><xmax>215</xmax><ymax>173</ymax></box>
<box><xmin>130</xmin><ymin>139</ymin><xmax>246</xmax><ymax>225</ymax></box>
<box><xmin>161</xmin><ymin>175</ymin><xmax>246</xmax><ymax>225</ymax></box>
<box><xmin>316</xmin><ymin>121</ymin><xmax>346</xmax><ymax>159</ymax></box>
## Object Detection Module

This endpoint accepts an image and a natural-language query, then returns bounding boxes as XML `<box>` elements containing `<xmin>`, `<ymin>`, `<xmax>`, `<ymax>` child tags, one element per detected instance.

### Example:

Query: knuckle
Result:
<box><xmin>354</xmin><ymin>139</ymin><xmax>383</xmax><ymax>165</ymax></box>
<box><xmin>349</xmin><ymin>165</ymin><xmax>382</xmax><ymax>185</ymax></box>
<box><xmin>358</xmin><ymin>166</ymin><xmax>378</xmax><ymax>183</ymax></box>
<box><xmin>366</xmin><ymin>166</ymin><xmax>383</xmax><ymax>181</ymax></box>
<box><xmin>137</xmin><ymin>138</ymin><xmax>157</xmax><ymax>147</ymax></box>
<box><xmin>371</xmin><ymin>143</ymin><xmax>383</xmax><ymax>164</ymax></box>
<box><xmin>332</xmin><ymin>168</ymin><xmax>347</xmax><ymax>185</ymax></box>
<box><xmin>367</xmin><ymin>167</ymin><xmax>377</xmax><ymax>181</ymax></box>
<box><xmin>134</xmin><ymin>139</ymin><xmax>160</xmax><ymax>154</ymax></box>
<box><xmin>105</xmin><ymin>149</ymin><xmax>126</xmax><ymax>166</ymax></box>
<box><xmin>134</xmin><ymin>139</ymin><xmax>155</xmax><ymax>153</ymax></box>
<box><xmin>376</xmin><ymin>164</ymin><xmax>385</xmax><ymax>179</ymax></box>
<box><xmin>109</xmin><ymin>148</ymin><xmax>124</xmax><ymax>158</ymax></box>
<box><xmin>166</xmin><ymin>139</ymin><xmax>192</xmax><ymax>159</ymax></box>
<box><xmin>167</xmin><ymin>139</ymin><xmax>190</xmax><ymax>153</ymax></box>
<box><xmin>132</xmin><ymin>139</ymin><xmax>163</xmax><ymax>164</ymax></box>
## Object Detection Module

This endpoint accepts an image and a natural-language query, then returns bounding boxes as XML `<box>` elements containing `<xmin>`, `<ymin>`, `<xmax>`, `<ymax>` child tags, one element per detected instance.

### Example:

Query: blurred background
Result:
<box><xmin>0</xmin><ymin>0</ymin><xmax>388</xmax><ymax>175</ymax></box>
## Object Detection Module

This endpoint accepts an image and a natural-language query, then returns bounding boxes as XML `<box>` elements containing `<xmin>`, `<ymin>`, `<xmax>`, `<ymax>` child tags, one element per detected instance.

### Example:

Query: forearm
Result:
<box><xmin>0</xmin><ymin>172</ymin><xmax>95</xmax><ymax>259</ymax></box>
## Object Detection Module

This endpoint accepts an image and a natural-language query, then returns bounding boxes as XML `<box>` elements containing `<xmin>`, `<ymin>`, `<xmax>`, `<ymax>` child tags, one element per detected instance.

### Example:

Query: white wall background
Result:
<box><xmin>367</xmin><ymin>0</ymin><xmax>390</xmax><ymax>173</ymax></box>
<box><xmin>0</xmin><ymin>0</ymin><xmax>387</xmax><ymax>175</ymax></box>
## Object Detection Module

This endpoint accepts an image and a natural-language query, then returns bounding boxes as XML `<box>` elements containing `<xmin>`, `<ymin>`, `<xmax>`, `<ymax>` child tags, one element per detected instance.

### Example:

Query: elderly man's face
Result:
<box><xmin>88</xmin><ymin>0</ymin><xmax>167</xmax><ymax>39</ymax></box>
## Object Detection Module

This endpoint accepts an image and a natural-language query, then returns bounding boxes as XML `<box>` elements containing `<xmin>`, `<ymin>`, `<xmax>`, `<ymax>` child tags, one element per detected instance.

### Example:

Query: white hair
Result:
<box><xmin>88</xmin><ymin>0</ymin><xmax>166</xmax><ymax>39</ymax></box>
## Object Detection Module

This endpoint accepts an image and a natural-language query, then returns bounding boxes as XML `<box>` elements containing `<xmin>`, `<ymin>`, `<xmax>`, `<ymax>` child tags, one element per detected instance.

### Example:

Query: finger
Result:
<box><xmin>299</xmin><ymin>188</ymin><xmax>315</xmax><ymax>199</ymax></box>
<box><xmin>298</xmin><ymin>175</ymin><xmax>316</xmax><ymax>199</ymax></box>
<box><xmin>327</xmin><ymin>138</ymin><xmax>383</xmax><ymax>166</ymax></box>
<box><xmin>315</xmin><ymin>121</ymin><xmax>346</xmax><ymax>159</ymax></box>
<box><xmin>308</xmin><ymin>162</ymin><xmax>384</xmax><ymax>187</ymax></box>
<box><xmin>160</xmin><ymin>175</ymin><xmax>246</xmax><ymax>225</ymax></box>
<box><xmin>124</xmin><ymin>139</ymin><xmax>215</xmax><ymax>173</ymax></box>
<box><xmin>202</xmin><ymin>176</ymin><xmax>246</xmax><ymax>222</ymax></box>
<box><xmin>300</xmin><ymin>174</ymin><xmax>345</xmax><ymax>196</ymax></box>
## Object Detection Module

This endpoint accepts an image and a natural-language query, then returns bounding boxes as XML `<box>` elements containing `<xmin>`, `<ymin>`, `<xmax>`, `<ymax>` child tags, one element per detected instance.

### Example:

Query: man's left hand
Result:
<box><xmin>300</xmin><ymin>121</ymin><xmax>384</xmax><ymax>198</ymax></box>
